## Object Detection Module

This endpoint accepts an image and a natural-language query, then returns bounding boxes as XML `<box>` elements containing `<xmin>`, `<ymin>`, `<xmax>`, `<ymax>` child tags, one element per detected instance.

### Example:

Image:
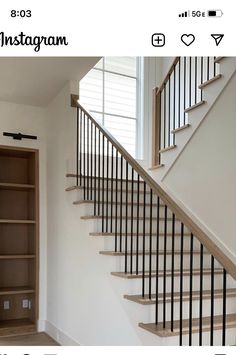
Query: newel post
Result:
<box><xmin>152</xmin><ymin>87</ymin><xmax>161</xmax><ymax>167</ymax></box>
<box><xmin>71</xmin><ymin>94</ymin><xmax>79</xmax><ymax>107</ymax></box>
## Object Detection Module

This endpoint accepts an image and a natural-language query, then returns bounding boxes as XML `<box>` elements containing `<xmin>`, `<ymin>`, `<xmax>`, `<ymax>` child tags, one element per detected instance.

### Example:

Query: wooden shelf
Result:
<box><xmin>0</xmin><ymin>286</ymin><xmax>35</xmax><ymax>296</ymax></box>
<box><xmin>0</xmin><ymin>145</ymin><xmax>38</xmax><ymax>336</ymax></box>
<box><xmin>0</xmin><ymin>183</ymin><xmax>35</xmax><ymax>191</ymax></box>
<box><xmin>0</xmin><ymin>255</ymin><xmax>36</xmax><ymax>260</ymax></box>
<box><xmin>0</xmin><ymin>318</ymin><xmax>36</xmax><ymax>337</ymax></box>
<box><xmin>0</xmin><ymin>219</ymin><xmax>36</xmax><ymax>224</ymax></box>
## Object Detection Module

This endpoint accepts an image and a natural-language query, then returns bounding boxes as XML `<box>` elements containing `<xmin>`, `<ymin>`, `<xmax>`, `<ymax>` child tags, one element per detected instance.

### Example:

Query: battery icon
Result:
<box><xmin>208</xmin><ymin>10</ymin><xmax>223</xmax><ymax>17</ymax></box>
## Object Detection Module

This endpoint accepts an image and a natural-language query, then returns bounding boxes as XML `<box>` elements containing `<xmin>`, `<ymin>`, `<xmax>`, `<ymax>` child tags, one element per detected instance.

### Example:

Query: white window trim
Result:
<box><xmin>80</xmin><ymin>57</ymin><xmax>142</xmax><ymax>159</ymax></box>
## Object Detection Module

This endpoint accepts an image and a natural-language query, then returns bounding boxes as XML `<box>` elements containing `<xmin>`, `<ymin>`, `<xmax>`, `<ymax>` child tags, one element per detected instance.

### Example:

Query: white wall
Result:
<box><xmin>0</xmin><ymin>100</ymin><xmax>48</xmax><ymax>329</ymax></box>
<box><xmin>160</xmin><ymin>57</ymin><xmax>174</xmax><ymax>82</ymax></box>
<box><xmin>163</xmin><ymin>72</ymin><xmax>236</xmax><ymax>262</ymax></box>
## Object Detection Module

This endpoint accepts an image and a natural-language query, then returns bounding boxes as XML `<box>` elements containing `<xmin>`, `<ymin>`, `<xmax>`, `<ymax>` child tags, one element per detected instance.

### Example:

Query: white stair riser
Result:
<box><xmin>136</xmin><ymin>298</ymin><xmax>236</xmax><ymax>322</ymax></box>
<box><xmin>84</xmin><ymin>219</ymin><xmax>191</xmax><ymax>235</ymax></box>
<box><xmin>79</xmin><ymin>202</ymin><xmax>173</xmax><ymax>218</ymax></box>
<box><xmin>103</xmin><ymin>236</ymin><xmax>206</xmax><ymax>252</ymax></box>
<box><xmin>157</xmin><ymin>327</ymin><xmax>236</xmax><ymax>346</ymax></box>
<box><xmin>115</xmin><ymin>274</ymin><xmax>235</xmax><ymax>295</ymax></box>
<box><xmin>76</xmin><ymin>189</ymin><xmax>162</xmax><ymax>204</ymax></box>
<box><xmin>111</xmin><ymin>254</ymin><xmax>221</xmax><ymax>271</ymax></box>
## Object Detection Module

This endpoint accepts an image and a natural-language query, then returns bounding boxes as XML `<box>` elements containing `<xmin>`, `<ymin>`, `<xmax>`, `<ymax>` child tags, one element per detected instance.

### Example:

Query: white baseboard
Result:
<box><xmin>37</xmin><ymin>319</ymin><xmax>46</xmax><ymax>332</ymax></box>
<box><xmin>41</xmin><ymin>320</ymin><xmax>80</xmax><ymax>346</ymax></box>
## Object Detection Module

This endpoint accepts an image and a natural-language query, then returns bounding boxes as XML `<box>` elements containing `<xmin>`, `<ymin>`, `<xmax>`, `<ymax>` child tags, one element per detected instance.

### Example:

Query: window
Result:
<box><xmin>79</xmin><ymin>57</ymin><xmax>140</xmax><ymax>157</ymax></box>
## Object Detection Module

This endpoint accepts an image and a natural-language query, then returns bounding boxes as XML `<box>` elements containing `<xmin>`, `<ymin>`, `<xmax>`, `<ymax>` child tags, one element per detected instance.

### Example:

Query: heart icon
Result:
<box><xmin>181</xmin><ymin>34</ymin><xmax>195</xmax><ymax>46</ymax></box>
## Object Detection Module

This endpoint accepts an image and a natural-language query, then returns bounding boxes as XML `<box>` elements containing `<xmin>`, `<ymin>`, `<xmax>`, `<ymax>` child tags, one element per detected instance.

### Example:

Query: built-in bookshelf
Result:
<box><xmin>0</xmin><ymin>145</ymin><xmax>39</xmax><ymax>336</ymax></box>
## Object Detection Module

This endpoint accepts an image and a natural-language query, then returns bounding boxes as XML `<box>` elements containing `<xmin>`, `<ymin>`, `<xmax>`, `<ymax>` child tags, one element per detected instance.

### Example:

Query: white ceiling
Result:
<box><xmin>0</xmin><ymin>57</ymin><xmax>100</xmax><ymax>107</ymax></box>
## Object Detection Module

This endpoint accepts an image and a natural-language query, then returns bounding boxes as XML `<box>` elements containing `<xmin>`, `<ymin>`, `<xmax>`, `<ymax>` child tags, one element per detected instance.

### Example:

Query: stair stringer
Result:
<box><xmin>149</xmin><ymin>57</ymin><xmax>236</xmax><ymax>182</ymax></box>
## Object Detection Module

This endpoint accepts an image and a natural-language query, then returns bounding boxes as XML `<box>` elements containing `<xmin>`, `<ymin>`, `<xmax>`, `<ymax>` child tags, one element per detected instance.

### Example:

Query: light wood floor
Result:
<box><xmin>0</xmin><ymin>332</ymin><xmax>59</xmax><ymax>346</ymax></box>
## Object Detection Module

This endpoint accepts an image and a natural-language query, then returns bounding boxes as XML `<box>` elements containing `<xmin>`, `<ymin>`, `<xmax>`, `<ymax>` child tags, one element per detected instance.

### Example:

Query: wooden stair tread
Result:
<box><xmin>171</xmin><ymin>124</ymin><xmax>190</xmax><ymax>134</ymax></box>
<box><xmin>148</xmin><ymin>164</ymin><xmax>165</xmax><ymax>170</ymax></box>
<box><xmin>139</xmin><ymin>313</ymin><xmax>236</xmax><ymax>337</ymax></box>
<box><xmin>159</xmin><ymin>145</ymin><xmax>176</xmax><ymax>154</ymax></box>
<box><xmin>184</xmin><ymin>100</ymin><xmax>205</xmax><ymax>113</ymax></box>
<box><xmin>214</xmin><ymin>57</ymin><xmax>224</xmax><ymax>63</ymax></box>
<box><xmin>111</xmin><ymin>268</ymin><xmax>223</xmax><ymax>279</ymax></box>
<box><xmin>199</xmin><ymin>74</ymin><xmax>222</xmax><ymax>89</ymax></box>
<box><xmin>100</xmin><ymin>250</ymin><xmax>208</xmax><ymax>256</ymax></box>
<box><xmin>90</xmin><ymin>232</ymin><xmax>191</xmax><ymax>237</ymax></box>
<box><xmin>124</xmin><ymin>288</ymin><xmax>236</xmax><ymax>305</ymax></box>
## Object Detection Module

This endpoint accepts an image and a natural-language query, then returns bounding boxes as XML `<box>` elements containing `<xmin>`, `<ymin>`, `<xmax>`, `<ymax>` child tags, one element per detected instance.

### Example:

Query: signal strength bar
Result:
<box><xmin>179</xmin><ymin>11</ymin><xmax>189</xmax><ymax>17</ymax></box>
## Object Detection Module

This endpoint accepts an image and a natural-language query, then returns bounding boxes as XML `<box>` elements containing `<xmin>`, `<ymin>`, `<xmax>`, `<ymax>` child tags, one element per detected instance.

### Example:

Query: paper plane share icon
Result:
<box><xmin>211</xmin><ymin>34</ymin><xmax>224</xmax><ymax>46</ymax></box>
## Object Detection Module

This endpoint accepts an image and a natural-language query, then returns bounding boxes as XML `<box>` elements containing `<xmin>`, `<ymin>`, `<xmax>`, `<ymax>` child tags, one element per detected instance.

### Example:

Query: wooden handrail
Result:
<box><xmin>74</xmin><ymin>98</ymin><xmax>236</xmax><ymax>281</ymax></box>
<box><xmin>156</xmin><ymin>57</ymin><xmax>180</xmax><ymax>95</ymax></box>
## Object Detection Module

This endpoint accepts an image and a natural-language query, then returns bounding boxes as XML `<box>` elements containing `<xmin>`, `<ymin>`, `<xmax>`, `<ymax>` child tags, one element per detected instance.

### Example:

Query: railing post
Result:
<box><xmin>152</xmin><ymin>87</ymin><xmax>161</xmax><ymax>167</ymax></box>
<box><xmin>71</xmin><ymin>94</ymin><xmax>80</xmax><ymax>186</ymax></box>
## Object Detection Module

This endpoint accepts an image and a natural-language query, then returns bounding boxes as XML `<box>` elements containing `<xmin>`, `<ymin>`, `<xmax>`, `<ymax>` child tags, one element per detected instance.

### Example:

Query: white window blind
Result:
<box><xmin>79</xmin><ymin>57</ymin><xmax>138</xmax><ymax>157</ymax></box>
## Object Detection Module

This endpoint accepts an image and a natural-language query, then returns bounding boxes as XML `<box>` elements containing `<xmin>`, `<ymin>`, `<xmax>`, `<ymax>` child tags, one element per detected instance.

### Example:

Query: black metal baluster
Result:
<box><xmin>83</xmin><ymin>112</ymin><xmax>86</xmax><ymax>200</ymax></box>
<box><xmin>199</xmin><ymin>243</ymin><xmax>204</xmax><ymax>346</ymax></box>
<box><xmin>163</xmin><ymin>84</ymin><xmax>166</xmax><ymax>148</ymax></box>
<box><xmin>142</xmin><ymin>182</ymin><xmax>146</xmax><ymax>297</ymax></box>
<box><xmin>155</xmin><ymin>196</ymin><xmax>160</xmax><ymax>325</ymax></box>
<box><xmin>94</xmin><ymin>126</ymin><xmax>97</xmax><ymax>215</ymax></box>
<box><xmin>136</xmin><ymin>175</ymin><xmax>140</xmax><ymax>275</ymax></box>
<box><xmin>119</xmin><ymin>156</ymin><xmax>123</xmax><ymax>252</ymax></box>
<box><xmin>125</xmin><ymin>161</ymin><xmax>129</xmax><ymax>273</ymax></box>
<box><xmin>102</xmin><ymin>135</ymin><xmax>105</xmax><ymax>232</ymax></box>
<box><xmin>98</xmin><ymin>131</ymin><xmax>101</xmax><ymax>215</ymax></box>
<box><xmin>178</xmin><ymin>59</ymin><xmax>181</xmax><ymax>128</ymax></box>
<box><xmin>189</xmin><ymin>57</ymin><xmax>192</xmax><ymax>108</ymax></box>
<box><xmin>106</xmin><ymin>139</ymin><xmax>109</xmax><ymax>232</ymax></box>
<box><xmin>201</xmin><ymin>57</ymin><xmax>203</xmax><ymax>101</ymax></box>
<box><xmin>222</xmin><ymin>269</ymin><xmax>227</xmax><ymax>345</ymax></box>
<box><xmin>183</xmin><ymin>57</ymin><xmax>186</xmax><ymax>124</ymax></box>
<box><xmin>189</xmin><ymin>233</ymin><xmax>194</xmax><ymax>345</ymax></box>
<box><xmin>115</xmin><ymin>149</ymin><xmax>118</xmax><ymax>251</ymax></box>
<box><xmin>149</xmin><ymin>189</ymin><xmax>153</xmax><ymax>299</ymax></box>
<box><xmin>76</xmin><ymin>107</ymin><xmax>79</xmax><ymax>186</ymax></box>
<box><xmin>130</xmin><ymin>168</ymin><xmax>134</xmax><ymax>274</ymax></box>
<box><xmin>213</xmin><ymin>57</ymin><xmax>216</xmax><ymax>77</ymax></box>
<box><xmin>207</xmin><ymin>57</ymin><xmax>210</xmax><ymax>81</ymax></box>
<box><xmin>90</xmin><ymin>121</ymin><xmax>93</xmax><ymax>200</ymax></box>
<box><xmin>163</xmin><ymin>205</ymin><xmax>167</xmax><ymax>328</ymax></box>
<box><xmin>210</xmin><ymin>256</ymin><xmax>215</xmax><ymax>346</ymax></box>
<box><xmin>79</xmin><ymin>108</ymin><xmax>82</xmax><ymax>186</ymax></box>
<box><xmin>173</xmin><ymin>65</ymin><xmax>176</xmax><ymax>142</ymax></box>
<box><xmin>87</xmin><ymin>115</ymin><xmax>89</xmax><ymax>200</ymax></box>
<box><xmin>179</xmin><ymin>223</ymin><xmax>184</xmax><ymax>346</ymax></box>
<box><xmin>171</xmin><ymin>213</ymin><xmax>175</xmax><ymax>331</ymax></box>
<box><xmin>168</xmin><ymin>75</ymin><xmax>171</xmax><ymax>147</ymax></box>
<box><xmin>195</xmin><ymin>57</ymin><xmax>197</xmax><ymax>104</ymax></box>
<box><xmin>110</xmin><ymin>145</ymin><xmax>114</xmax><ymax>233</ymax></box>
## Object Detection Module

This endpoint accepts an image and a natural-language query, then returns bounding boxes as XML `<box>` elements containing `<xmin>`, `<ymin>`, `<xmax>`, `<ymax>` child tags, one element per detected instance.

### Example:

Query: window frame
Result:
<box><xmin>80</xmin><ymin>57</ymin><xmax>143</xmax><ymax>159</ymax></box>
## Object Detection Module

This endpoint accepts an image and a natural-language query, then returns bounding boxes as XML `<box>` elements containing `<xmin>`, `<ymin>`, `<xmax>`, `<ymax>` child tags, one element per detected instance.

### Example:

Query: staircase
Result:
<box><xmin>150</xmin><ymin>56</ymin><xmax>236</xmax><ymax>180</ymax></box>
<box><xmin>66</xmin><ymin>57</ymin><xmax>236</xmax><ymax>346</ymax></box>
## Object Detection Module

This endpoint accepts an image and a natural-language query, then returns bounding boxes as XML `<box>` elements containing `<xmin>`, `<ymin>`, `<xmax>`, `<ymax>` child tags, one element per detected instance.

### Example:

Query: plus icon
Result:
<box><xmin>152</xmin><ymin>33</ymin><xmax>165</xmax><ymax>47</ymax></box>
